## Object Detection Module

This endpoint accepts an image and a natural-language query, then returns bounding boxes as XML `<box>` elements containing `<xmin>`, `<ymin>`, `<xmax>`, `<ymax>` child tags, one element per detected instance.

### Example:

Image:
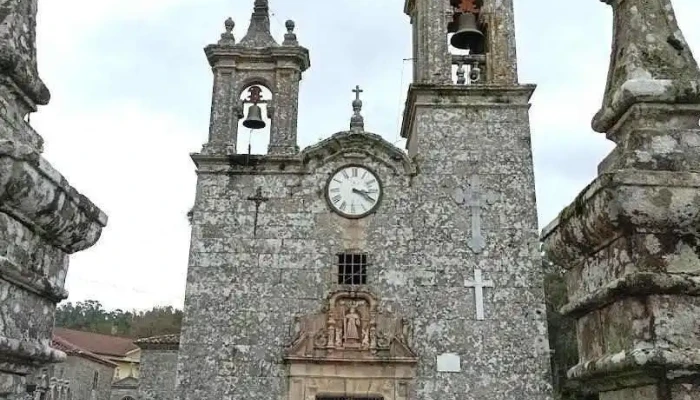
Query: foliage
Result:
<box><xmin>55</xmin><ymin>300</ymin><xmax>182</xmax><ymax>339</ymax></box>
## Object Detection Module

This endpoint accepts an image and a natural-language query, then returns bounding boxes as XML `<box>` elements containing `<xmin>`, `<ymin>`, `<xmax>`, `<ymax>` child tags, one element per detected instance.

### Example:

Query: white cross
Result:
<box><xmin>453</xmin><ymin>176</ymin><xmax>498</xmax><ymax>254</ymax></box>
<box><xmin>464</xmin><ymin>269</ymin><xmax>494</xmax><ymax>321</ymax></box>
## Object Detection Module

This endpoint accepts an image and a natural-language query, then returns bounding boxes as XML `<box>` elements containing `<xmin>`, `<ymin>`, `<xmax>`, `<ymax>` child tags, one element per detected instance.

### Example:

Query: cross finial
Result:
<box><xmin>350</xmin><ymin>85</ymin><xmax>365</xmax><ymax>132</ymax></box>
<box><xmin>353</xmin><ymin>85</ymin><xmax>363</xmax><ymax>101</ymax></box>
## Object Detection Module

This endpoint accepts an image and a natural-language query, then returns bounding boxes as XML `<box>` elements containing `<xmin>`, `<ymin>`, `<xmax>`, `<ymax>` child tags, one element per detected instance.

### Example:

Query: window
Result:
<box><xmin>337</xmin><ymin>253</ymin><xmax>368</xmax><ymax>285</ymax></box>
<box><xmin>92</xmin><ymin>371</ymin><xmax>99</xmax><ymax>390</ymax></box>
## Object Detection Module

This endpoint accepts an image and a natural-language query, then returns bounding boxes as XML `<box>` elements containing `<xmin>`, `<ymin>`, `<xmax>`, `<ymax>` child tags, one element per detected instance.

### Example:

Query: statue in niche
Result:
<box><xmin>343</xmin><ymin>303</ymin><xmax>361</xmax><ymax>342</ymax></box>
<box><xmin>285</xmin><ymin>289</ymin><xmax>418</xmax><ymax>363</ymax></box>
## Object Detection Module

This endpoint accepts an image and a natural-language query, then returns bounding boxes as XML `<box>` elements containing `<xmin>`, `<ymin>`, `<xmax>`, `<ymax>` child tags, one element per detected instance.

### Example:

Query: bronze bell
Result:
<box><xmin>242</xmin><ymin>104</ymin><xmax>266</xmax><ymax>130</ymax></box>
<box><xmin>450</xmin><ymin>12</ymin><xmax>485</xmax><ymax>54</ymax></box>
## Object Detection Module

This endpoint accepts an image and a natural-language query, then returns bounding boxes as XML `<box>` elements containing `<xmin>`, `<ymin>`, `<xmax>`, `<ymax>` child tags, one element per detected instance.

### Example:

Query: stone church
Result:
<box><xmin>176</xmin><ymin>0</ymin><xmax>552</xmax><ymax>399</ymax></box>
<box><xmin>2</xmin><ymin>0</ymin><xmax>700</xmax><ymax>399</ymax></box>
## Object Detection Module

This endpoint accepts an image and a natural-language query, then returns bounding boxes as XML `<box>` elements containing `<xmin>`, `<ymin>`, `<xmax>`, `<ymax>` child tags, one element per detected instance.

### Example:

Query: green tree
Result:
<box><xmin>55</xmin><ymin>301</ymin><xmax>182</xmax><ymax>339</ymax></box>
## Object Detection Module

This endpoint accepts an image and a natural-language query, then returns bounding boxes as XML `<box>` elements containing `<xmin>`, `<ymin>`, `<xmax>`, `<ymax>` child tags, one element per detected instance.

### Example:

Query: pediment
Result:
<box><xmin>301</xmin><ymin>131</ymin><xmax>416</xmax><ymax>176</ymax></box>
<box><xmin>285</xmin><ymin>289</ymin><xmax>418</xmax><ymax>364</ymax></box>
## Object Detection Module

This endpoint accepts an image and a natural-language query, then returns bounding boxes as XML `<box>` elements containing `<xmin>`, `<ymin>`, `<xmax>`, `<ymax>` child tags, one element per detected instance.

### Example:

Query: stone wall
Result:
<box><xmin>139</xmin><ymin>349</ymin><xmax>178</xmax><ymax>400</ymax></box>
<box><xmin>49</xmin><ymin>356</ymin><xmax>114</xmax><ymax>400</ymax></box>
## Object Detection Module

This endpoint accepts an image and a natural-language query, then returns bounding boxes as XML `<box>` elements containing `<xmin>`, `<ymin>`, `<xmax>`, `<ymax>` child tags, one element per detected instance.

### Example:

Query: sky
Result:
<box><xmin>31</xmin><ymin>0</ymin><xmax>700</xmax><ymax>311</ymax></box>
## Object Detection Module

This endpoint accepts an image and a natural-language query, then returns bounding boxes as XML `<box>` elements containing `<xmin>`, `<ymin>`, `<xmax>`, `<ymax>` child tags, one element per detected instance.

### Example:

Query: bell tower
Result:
<box><xmin>401</xmin><ymin>0</ymin><xmax>553</xmax><ymax>398</ymax></box>
<box><xmin>202</xmin><ymin>0</ymin><xmax>310</xmax><ymax>155</ymax></box>
<box><xmin>405</xmin><ymin>0</ymin><xmax>518</xmax><ymax>85</ymax></box>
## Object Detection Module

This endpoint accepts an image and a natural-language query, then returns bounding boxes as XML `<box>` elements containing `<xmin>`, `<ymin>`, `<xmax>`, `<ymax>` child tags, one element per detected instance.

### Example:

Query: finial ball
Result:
<box><xmin>285</xmin><ymin>20</ymin><xmax>296</xmax><ymax>32</ymax></box>
<box><xmin>225</xmin><ymin>17</ymin><xmax>235</xmax><ymax>32</ymax></box>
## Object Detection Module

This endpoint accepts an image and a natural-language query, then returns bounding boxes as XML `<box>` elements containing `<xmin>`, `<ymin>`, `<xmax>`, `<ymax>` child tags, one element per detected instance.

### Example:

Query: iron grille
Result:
<box><xmin>337</xmin><ymin>253</ymin><xmax>368</xmax><ymax>285</ymax></box>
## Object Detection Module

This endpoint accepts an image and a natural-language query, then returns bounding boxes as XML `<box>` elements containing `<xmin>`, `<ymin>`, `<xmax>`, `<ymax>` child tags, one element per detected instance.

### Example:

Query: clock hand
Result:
<box><xmin>352</xmin><ymin>188</ymin><xmax>375</xmax><ymax>203</ymax></box>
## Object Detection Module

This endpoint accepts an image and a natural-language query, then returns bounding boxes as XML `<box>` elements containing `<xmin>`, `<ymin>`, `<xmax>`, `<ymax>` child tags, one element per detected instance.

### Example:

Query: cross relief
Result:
<box><xmin>453</xmin><ymin>175</ymin><xmax>498</xmax><ymax>254</ymax></box>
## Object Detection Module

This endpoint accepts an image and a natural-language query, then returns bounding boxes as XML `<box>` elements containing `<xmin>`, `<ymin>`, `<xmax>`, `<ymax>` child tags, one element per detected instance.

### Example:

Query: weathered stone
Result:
<box><xmin>202</xmin><ymin>0</ymin><xmax>309</xmax><ymax>156</ymax></box>
<box><xmin>542</xmin><ymin>0</ymin><xmax>700</xmax><ymax>398</ymax></box>
<box><xmin>0</xmin><ymin>1</ymin><xmax>107</xmax><ymax>397</ymax></box>
<box><xmin>136</xmin><ymin>335</ymin><xmax>179</xmax><ymax>400</ymax></box>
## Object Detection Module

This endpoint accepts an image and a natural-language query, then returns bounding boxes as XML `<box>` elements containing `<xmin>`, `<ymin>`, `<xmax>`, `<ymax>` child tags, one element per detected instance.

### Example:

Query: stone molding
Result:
<box><xmin>561</xmin><ymin>272</ymin><xmax>700</xmax><ymax>317</ymax></box>
<box><xmin>0</xmin><ymin>335</ymin><xmax>66</xmax><ymax>368</ymax></box>
<box><xmin>400</xmin><ymin>83</ymin><xmax>536</xmax><ymax>141</ymax></box>
<box><xmin>542</xmin><ymin>169</ymin><xmax>700</xmax><ymax>265</ymax></box>
<box><xmin>0</xmin><ymin>139</ymin><xmax>107</xmax><ymax>253</ymax></box>
<box><xmin>566</xmin><ymin>346</ymin><xmax>700</xmax><ymax>392</ymax></box>
<box><xmin>0</xmin><ymin>256</ymin><xmax>67</xmax><ymax>302</ymax></box>
<box><xmin>192</xmin><ymin>130</ymin><xmax>416</xmax><ymax>176</ymax></box>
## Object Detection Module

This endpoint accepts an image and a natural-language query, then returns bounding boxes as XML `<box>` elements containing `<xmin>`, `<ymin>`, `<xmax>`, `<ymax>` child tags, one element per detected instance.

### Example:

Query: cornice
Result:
<box><xmin>0</xmin><ymin>139</ymin><xmax>107</xmax><ymax>254</ymax></box>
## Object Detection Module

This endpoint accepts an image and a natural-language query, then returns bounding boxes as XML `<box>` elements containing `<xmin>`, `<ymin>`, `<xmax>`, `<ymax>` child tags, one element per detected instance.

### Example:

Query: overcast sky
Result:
<box><xmin>32</xmin><ymin>0</ymin><xmax>700</xmax><ymax>311</ymax></box>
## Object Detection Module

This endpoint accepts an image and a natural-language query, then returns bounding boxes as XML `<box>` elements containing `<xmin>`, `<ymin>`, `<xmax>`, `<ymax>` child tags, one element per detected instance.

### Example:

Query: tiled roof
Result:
<box><xmin>53</xmin><ymin>328</ymin><xmax>139</xmax><ymax>358</ymax></box>
<box><xmin>51</xmin><ymin>335</ymin><xmax>117</xmax><ymax>368</ymax></box>
<box><xmin>135</xmin><ymin>334</ymin><xmax>180</xmax><ymax>350</ymax></box>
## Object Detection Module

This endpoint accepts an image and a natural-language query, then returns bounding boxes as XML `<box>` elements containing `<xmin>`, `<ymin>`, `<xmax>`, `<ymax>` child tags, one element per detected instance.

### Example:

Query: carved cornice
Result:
<box><xmin>561</xmin><ymin>272</ymin><xmax>700</xmax><ymax>317</ymax></box>
<box><xmin>0</xmin><ymin>139</ymin><xmax>107</xmax><ymax>254</ymax></box>
<box><xmin>400</xmin><ymin>83</ymin><xmax>536</xmax><ymax>140</ymax></box>
<box><xmin>0</xmin><ymin>335</ymin><xmax>66</xmax><ymax>366</ymax></box>
<box><xmin>302</xmin><ymin>130</ymin><xmax>417</xmax><ymax>177</ymax></box>
<box><xmin>541</xmin><ymin>169</ymin><xmax>700</xmax><ymax>266</ymax></box>
<box><xmin>567</xmin><ymin>346</ymin><xmax>700</xmax><ymax>392</ymax></box>
<box><xmin>285</xmin><ymin>289</ymin><xmax>418</xmax><ymax>364</ymax></box>
<box><xmin>192</xmin><ymin>131</ymin><xmax>417</xmax><ymax>177</ymax></box>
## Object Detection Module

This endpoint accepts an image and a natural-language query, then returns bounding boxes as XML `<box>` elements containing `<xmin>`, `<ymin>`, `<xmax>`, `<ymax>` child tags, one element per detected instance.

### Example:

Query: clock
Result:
<box><xmin>326</xmin><ymin>165</ymin><xmax>382</xmax><ymax>218</ymax></box>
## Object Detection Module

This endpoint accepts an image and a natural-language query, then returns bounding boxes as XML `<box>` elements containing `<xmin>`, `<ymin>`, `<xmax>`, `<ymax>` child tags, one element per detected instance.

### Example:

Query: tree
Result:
<box><xmin>55</xmin><ymin>301</ymin><xmax>182</xmax><ymax>339</ymax></box>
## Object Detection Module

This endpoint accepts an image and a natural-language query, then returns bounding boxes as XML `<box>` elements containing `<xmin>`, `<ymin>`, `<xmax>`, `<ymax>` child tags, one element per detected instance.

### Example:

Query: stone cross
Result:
<box><xmin>464</xmin><ymin>269</ymin><xmax>494</xmax><ymax>320</ymax></box>
<box><xmin>350</xmin><ymin>85</ymin><xmax>365</xmax><ymax>132</ymax></box>
<box><xmin>353</xmin><ymin>85</ymin><xmax>363</xmax><ymax>100</ymax></box>
<box><xmin>246</xmin><ymin>187</ymin><xmax>269</xmax><ymax>237</ymax></box>
<box><xmin>453</xmin><ymin>176</ymin><xmax>498</xmax><ymax>253</ymax></box>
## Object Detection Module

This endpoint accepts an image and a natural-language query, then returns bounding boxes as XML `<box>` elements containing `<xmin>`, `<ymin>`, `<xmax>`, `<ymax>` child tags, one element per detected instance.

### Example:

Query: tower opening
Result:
<box><xmin>237</xmin><ymin>84</ymin><xmax>272</xmax><ymax>155</ymax></box>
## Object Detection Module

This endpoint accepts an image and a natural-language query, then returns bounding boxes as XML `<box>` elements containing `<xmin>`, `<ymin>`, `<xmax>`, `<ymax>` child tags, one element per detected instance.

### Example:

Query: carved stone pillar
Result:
<box><xmin>542</xmin><ymin>1</ymin><xmax>700</xmax><ymax>399</ymax></box>
<box><xmin>0</xmin><ymin>2</ymin><xmax>107</xmax><ymax>398</ymax></box>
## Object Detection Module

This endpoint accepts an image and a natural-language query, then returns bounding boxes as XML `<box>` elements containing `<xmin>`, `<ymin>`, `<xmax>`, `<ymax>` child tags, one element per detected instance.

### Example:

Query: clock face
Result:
<box><xmin>326</xmin><ymin>165</ymin><xmax>382</xmax><ymax>218</ymax></box>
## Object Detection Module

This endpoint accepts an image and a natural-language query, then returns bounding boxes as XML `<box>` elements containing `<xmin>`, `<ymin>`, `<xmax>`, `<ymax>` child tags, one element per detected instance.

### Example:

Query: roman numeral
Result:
<box><xmin>350</xmin><ymin>204</ymin><xmax>356</xmax><ymax>214</ymax></box>
<box><xmin>333</xmin><ymin>178</ymin><xmax>342</xmax><ymax>184</ymax></box>
<box><xmin>342</xmin><ymin>170</ymin><xmax>349</xmax><ymax>179</ymax></box>
<box><xmin>362</xmin><ymin>171</ymin><xmax>368</xmax><ymax>179</ymax></box>
<box><xmin>367</xmin><ymin>189</ymin><xmax>378</xmax><ymax>193</ymax></box>
<box><xmin>340</xmin><ymin>201</ymin><xmax>347</xmax><ymax>211</ymax></box>
<box><xmin>352</xmin><ymin>168</ymin><xmax>358</xmax><ymax>177</ymax></box>
<box><xmin>366</xmin><ymin>179</ymin><xmax>376</xmax><ymax>186</ymax></box>
<box><xmin>330</xmin><ymin>187</ymin><xmax>341</xmax><ymax>193</ymax></box>
<box><xmin>332</xmin><ymin>195</ymin><xmax>342</xmax><ymax>203</ymax></box>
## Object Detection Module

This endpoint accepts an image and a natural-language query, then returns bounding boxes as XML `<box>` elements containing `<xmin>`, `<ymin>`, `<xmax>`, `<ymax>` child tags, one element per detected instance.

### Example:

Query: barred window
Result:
<box><xmin>337</xmin><ymin>253</ymin><xmax>368</xmax><ymax>285</ymax></box>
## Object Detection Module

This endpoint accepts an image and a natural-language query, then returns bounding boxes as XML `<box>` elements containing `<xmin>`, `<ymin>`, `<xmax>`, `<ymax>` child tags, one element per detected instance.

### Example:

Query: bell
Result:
<box><xmin>450</xmin><ymin>12</ymin><xmax>485</xmax><ymax>54</ymax></box>
<box><xmin>242</xmin><ymin>104</ymin><xmax>266</xmax><ymax>130</ymax></box>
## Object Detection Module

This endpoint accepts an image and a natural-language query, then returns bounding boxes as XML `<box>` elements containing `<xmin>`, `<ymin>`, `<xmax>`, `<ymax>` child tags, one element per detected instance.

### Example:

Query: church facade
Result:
<box><xmin>176</xmin><ymin>0</ymin><xmax>553</xmax><ymax>399</ymax></box>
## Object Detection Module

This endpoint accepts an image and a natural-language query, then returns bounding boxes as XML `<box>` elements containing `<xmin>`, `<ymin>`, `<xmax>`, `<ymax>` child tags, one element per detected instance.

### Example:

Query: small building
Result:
<box><xmin>53</xmin><ymin>328</ymin><xmax>141</xmax><ymax>381</ymax></box>
<box><xmin>51</xmin><ymin>335</ymin><xmax>117</xmax><ymax>400</ymax></box>
<box><xmin>110</xmin><ymin>377</ymin><xmax>139</xmax><ymax>400</ymax></box>
<box><xmin>135</xmin><ymin>334</ymin><xmax>180</xmax><ymax>400</ymax></box>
